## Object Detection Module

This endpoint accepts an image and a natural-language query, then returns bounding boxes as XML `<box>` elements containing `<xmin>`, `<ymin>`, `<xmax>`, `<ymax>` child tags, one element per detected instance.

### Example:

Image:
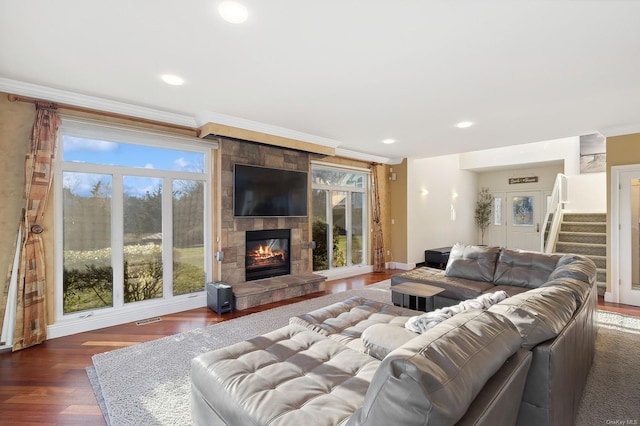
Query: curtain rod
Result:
<box><xmin>7</xmin><ymin>93</ymin><xmax>197</xmax><ymax>134</ymax></box>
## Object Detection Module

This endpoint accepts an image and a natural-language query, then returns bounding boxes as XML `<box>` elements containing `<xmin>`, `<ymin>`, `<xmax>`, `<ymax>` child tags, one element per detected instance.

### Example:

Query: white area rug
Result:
<box><xmin>89</xmin><ymin>281</ymin><xmax>392</xmax><ymax>425</ymax></box>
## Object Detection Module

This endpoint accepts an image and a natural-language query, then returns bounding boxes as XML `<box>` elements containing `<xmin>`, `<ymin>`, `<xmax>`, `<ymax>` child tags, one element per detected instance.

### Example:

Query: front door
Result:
<box><xmin>506</xmin><ymin>191</ymin><xmax>544</xmax><ymax>251</ymax></box>
<box><xmin>485</xmin><ymin>190</ymin><xmax>547</xmax><ymax>250</ymax></box>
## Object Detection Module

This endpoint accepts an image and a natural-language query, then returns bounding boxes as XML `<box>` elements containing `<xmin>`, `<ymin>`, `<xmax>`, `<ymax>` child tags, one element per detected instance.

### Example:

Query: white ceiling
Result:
<box><xmin>1</xmin><ymin>1</ymin><xmax>640</xmax><ymax>163</ymax></box>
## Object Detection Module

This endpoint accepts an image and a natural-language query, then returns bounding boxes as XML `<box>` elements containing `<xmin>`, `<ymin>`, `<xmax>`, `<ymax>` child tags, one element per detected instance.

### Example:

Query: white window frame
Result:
<box><xmin>49</xmin><ymin>117</ymin><xmax>216</xmax><ymax>338</ymax></box>
<box><xmin>311</xmin><ymin>162</ymin><xmax>371</xmax><ymax>278</ymax></box>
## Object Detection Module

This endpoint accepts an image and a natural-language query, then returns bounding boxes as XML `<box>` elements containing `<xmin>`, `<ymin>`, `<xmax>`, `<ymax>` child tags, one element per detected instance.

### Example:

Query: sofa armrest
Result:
<box><xmin>456</xmin><ymin>349</ymin><xmax>532</xmax><ymax>426</ymax></box>
<box><xmin>516</xmin><ymin>281</ymin><xmax>597</xmax><ymax>426</ymax></box>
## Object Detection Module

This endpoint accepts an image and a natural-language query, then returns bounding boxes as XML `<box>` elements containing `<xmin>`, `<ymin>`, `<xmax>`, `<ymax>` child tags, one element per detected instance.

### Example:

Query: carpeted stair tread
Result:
<box><xmin>557</xmin><ymin>231</ymin><xmax>606</xmax><ymax>245</ymax></box>
<box><xmin>560</xmin><ymin>223</ymin><xmax>606</xmax><ymax>233</ymax></box>
<box><xmin>562</xmin><ymin>213</ymin><xmax>606</xmax><ymax>222</ymax></box>
<box><xmin>587</xmin><ymin>255</ymin><xmax>606</xmax><ymax>269</ymax></box>
<box><xmin>555</xmin><ymin>241</ymin><xmax>606</xmax><ymax>256</ymax></box>
<box><xmin>553</xmin><ymin>211</ymin><xmax>606</xmax><ymax>295</ymax></box>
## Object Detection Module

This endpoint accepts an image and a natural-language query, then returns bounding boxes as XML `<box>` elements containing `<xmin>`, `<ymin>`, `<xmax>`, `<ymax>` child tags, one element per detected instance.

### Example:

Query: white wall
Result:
<box><xmin>566</xmin><ymin>173</ymin><xmax>607</xmax><ymax>212</ymax></box>
<box><xmin>477</xmin><ymin>164</ymin><xmax>563</xmax><ymax>192</ymax></box>
<box><xmin>459</xmin><ymin>137</ymin><xmax>580</xmax><ymax>172</ymax></box>
<box><xmin>460</xmin><ymin>136</ymin><xmax>606</xmax><ymax>212</ymax></box>
<box><xmin>404</xmin><ymin>136</ymin><xmax>606</xmax><ymax>266</ymax></box>
<box><xmin>407</xmin><ymin>155</ymin><xmax>478</xmax><ymax>266</ymax></box>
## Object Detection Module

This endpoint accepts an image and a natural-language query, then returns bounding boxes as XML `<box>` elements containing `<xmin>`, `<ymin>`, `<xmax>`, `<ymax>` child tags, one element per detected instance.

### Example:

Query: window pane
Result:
<box><xmin>63</xmin><ymin>172</ymin><xmax>113</xmax><ymax>314</ymax></box>
<box><xmin>312</xmin><ymin>189</ymin><xmax>328</xmax><ymax>271</ymax></box>
<box><xmin>123</xmin><ymin>177</ymin><xmax>163</xmax><ymax>303</ymax></box>
<box><xmin>512</xmin><ymin>196</ymin><xmax>534</xmax><ymax>226</ymax></box>
<box><xmin>311</xmin><ymin>165</ymin><xmax>370</xmax><ymax>272</ymax></box>
<box><xmin>62</xmin><ymin>136</ymin><xmax>204</xmax><ymax>172</ymax></box>
<box><xmin>173</xmin><ymin>180</ymin><xmax>205</xmax><ymax>295</ymax></box>
<box><xmin>494</xmin><ymin>197</ymin><xmax>502</xmax><ymax>226</ymax></box>
<box><xmin>312</xmin><ymin>169</ymin><xmax>365</xmax><ymax>188</ymax></box>
<box><xmin>351</xmin><ymin>192</ymin><xmax>365</xmax><ymax>265</ymax></box>
<box><xmin>332</xmin><ymin>191</ymin><xmax>347</xmax><ymax>267</ymax></box>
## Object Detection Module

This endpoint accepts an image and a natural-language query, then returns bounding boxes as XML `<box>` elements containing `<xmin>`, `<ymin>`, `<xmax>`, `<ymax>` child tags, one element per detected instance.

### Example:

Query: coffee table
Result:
<box><xmin>392</xmin><ymin>281</ymin><xmax>445</xmax><ymax>312</ymax></box>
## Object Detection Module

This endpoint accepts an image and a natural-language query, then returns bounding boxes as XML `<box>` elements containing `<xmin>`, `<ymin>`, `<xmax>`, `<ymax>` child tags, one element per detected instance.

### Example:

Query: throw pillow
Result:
<box><xmin>445</xmin><ymin>243</ymin><xmax>500</xmax><ymax>282</ymax></box>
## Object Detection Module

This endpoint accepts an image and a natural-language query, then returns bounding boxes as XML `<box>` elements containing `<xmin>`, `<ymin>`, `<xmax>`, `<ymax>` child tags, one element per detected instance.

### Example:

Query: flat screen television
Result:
<box><xmin>233</xmin><ymin>164</ymin><xmax>308</xmax><ymax>217</ymax></box>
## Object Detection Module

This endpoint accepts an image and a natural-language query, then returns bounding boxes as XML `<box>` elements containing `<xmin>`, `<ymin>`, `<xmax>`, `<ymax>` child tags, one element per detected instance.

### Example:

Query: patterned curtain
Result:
<box><xmin>9</xmin><ymin>103</ymin><xmax>60</xmax><ymax>351</ymax></box>
<box><xmin>371</xmin><ymin>164</ymin><xmax>385</xmax><ymax>272</ymax></box>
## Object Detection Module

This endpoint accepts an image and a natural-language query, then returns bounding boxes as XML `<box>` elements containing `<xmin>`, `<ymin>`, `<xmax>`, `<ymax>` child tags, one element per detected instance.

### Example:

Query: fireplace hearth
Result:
<box><xmin>245</xmin><ymin>229</ymin><xmax>291</xmax><ymax>281</ymax></box>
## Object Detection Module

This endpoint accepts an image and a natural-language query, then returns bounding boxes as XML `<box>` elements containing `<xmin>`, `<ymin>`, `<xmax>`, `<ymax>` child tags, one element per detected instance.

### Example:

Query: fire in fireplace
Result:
<box><xmin>245</xmin><ymin>229</ymin><xmax>291</xmax><ymax>281</ymax></box>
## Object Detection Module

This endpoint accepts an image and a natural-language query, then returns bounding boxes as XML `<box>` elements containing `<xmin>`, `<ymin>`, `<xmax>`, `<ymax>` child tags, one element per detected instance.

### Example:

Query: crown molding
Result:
<box><xmin>0</xmin><ymin>78</ymin><xmax>198</xmax><ymax>128</ymax></box>
<box><xmin>334</xmin><ymin>147</ymin><xmax>399</xmax><ymax>165</ymax></box>
<box><xmin>0</xmin><ymin>78</ymin><xmax>398</xmax><ymax>163</ymax></box>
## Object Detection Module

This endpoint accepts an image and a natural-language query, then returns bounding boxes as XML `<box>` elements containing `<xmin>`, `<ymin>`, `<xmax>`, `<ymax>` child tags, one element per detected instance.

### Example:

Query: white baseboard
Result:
<box><xmin>314</xmin><ymin>265</ymin><xmax>374</xmax><ymax>281</ymax></box>
<box><xmin>387</xmin><ymin>261</ymin><xmax>415</xmax><ymax>270</ymax></box>
<box><xmin>47</xmin><ymin>293</ymin><xmax>207</xmax><ymax>339</ymax></box>
<box><xmin>604</xmin><ymin>291</ymin><xmax>615</xmax><ymax>303</ymax></box>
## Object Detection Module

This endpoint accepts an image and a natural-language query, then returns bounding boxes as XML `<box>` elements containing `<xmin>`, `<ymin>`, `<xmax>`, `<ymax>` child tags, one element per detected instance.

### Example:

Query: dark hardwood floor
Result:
<box><xmin>1</xmin><ymin>270</ymin><xmax>638</xmax><ymax>425</ymax></box>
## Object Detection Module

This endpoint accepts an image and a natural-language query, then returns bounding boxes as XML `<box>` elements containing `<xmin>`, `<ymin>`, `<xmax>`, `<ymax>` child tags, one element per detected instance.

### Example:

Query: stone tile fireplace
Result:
<box><xmin>216</xmin><ymin>138</ymin><xmax>326</xmax><ymax>310</ymax></box>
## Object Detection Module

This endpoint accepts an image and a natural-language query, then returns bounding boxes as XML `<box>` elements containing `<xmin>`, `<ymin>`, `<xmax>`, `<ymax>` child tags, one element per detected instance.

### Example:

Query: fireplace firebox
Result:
<box><xmin>245</xmin><ymin>229</ymin><xmax>291</xmax><ymax>281</ymax></box>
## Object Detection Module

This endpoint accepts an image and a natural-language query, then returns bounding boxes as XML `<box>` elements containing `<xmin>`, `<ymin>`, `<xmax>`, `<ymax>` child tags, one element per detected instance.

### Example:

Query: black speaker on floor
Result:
<box><xmin>206</xmin><ymin>282</ymin><xmax>233</xmax><ymax>314</ymax></box>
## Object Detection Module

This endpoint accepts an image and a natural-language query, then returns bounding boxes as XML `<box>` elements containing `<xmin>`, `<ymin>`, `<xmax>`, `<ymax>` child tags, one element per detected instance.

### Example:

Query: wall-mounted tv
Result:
<box><xmin>234</xmin><ymin>164</ymin><xmax>308</xmax><ymax>217</ymax></box>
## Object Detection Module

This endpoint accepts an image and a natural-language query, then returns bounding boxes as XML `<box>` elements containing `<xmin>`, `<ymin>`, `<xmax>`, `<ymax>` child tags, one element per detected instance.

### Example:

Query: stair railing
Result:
<box><xmin>541</xmin><ymin>173</ymin><xmax>567</xmax><ymax>253</ymax></box>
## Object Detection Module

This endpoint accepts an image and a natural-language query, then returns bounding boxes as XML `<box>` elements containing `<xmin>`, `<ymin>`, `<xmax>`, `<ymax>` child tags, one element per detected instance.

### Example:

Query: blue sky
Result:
<box><xmin>62</xmin><ymin>136</ymin><xmax>205</xmax><ymax>198</ymax></box>
<box><xmin>62</xmin><ymin>136</ymin><xmax>204</xmax><ymax>172</ymax></box>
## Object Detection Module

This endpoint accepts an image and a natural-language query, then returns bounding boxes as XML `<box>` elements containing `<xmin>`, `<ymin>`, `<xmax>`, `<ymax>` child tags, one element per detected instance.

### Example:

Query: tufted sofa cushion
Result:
<box><xmin>347</xmin><ymin>310</ymin><xmax>522</xmax><ymax>426</ymax></box>
<box><xmin>361</xmin><ymin>323</ymin><xmax>418</xmax><ymax>360</ymax></box>
<box><xmin>492</xmin><ymin>248</ymin><xmax>562</xmax><ymax>288</ymax></box>
<box><xmin>445</xmin><ymin>243</ymin><xmax>500</xmax><ymax>282</ymax></box>
<box><xmin>290</xmin><ymin>296</ymin><xmax>420</xmax><ymax>352</ymax></box>
<box><xmin>191</xmin><ymin>324</ymin><xmax>380</xmax><ymax>426</ymax></box>
<box><xmin>488</xmin><ymin>284</ymin><xmax>577</xmax><ymax>349</ymax></box>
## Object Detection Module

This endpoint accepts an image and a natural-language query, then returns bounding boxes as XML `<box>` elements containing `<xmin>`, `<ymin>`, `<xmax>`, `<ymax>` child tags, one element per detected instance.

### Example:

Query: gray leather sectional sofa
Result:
<box><xmin>191</xmin><ymin>244</ymin><xmax>597</xmax><ymax>426</ymax></box>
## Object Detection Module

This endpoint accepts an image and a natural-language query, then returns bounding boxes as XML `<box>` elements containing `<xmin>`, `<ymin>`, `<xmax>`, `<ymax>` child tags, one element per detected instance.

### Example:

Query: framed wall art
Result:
<box><xmin>580</xmin><ymin>133</ymin><xmax>606</xmax><ymax>174</ymax></box>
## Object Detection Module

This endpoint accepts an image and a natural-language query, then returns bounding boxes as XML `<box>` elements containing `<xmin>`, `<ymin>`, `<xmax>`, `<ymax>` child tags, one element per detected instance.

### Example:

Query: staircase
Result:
<box><xmin>554</xmin><ymin>212</ymin><xmax>606</xmax><ymax>295</ymax></box>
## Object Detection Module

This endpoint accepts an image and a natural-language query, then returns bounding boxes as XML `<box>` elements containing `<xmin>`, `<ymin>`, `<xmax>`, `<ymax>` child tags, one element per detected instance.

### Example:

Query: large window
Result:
<box><xmin>311</xmin><ymin>164</ymin><xmax>369</xmax><ymax>271</ymax></box>
<box><xmin>56</xmin><ymin>119</ymin><xmax>212</xmax><ymax>321</ymax></box>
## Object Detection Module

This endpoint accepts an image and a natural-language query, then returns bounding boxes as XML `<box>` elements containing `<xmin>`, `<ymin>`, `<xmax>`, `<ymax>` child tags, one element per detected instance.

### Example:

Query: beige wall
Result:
<box><xmin>606</xmin><ymin>133</ymin><xmax>640</xmax><ymax>292</ymax></box>
<box><xmin>0</xmin><ymin>94</ymin><xmax>35</xmax><ymax>319</ymax></box>
<box><xmin>389</xmin><ymin>159</ymin><xmax>408</xmax><ymax>263</ymax></box>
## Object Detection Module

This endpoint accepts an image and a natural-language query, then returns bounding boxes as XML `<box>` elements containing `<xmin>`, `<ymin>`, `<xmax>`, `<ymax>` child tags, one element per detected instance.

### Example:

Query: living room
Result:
<box><xmin>2</xmin><ymin>1</ymin><xmax>640</xmax><ymax>425</ymax></box>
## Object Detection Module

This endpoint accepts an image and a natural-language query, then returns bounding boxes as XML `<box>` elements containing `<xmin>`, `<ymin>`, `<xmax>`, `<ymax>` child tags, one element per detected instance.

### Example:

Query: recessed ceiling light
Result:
<box><xmin>161</xmin><ymin>74</ymin><xmax>185</xmax><ymax>86</ymax></box>
<box><xmin>455</xmin><ymin>121</ymin><xmax>474</xmax><ymax>129</ymax></box>
<box><xmin>382</xmin><ymin>139</ymin><xmax>396</xmax><ymax>144</ymax></box>
<box><xmin>218</xmin><ymin>1</ymin><xmax>248</xmax><ymax>24</ymax></box>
